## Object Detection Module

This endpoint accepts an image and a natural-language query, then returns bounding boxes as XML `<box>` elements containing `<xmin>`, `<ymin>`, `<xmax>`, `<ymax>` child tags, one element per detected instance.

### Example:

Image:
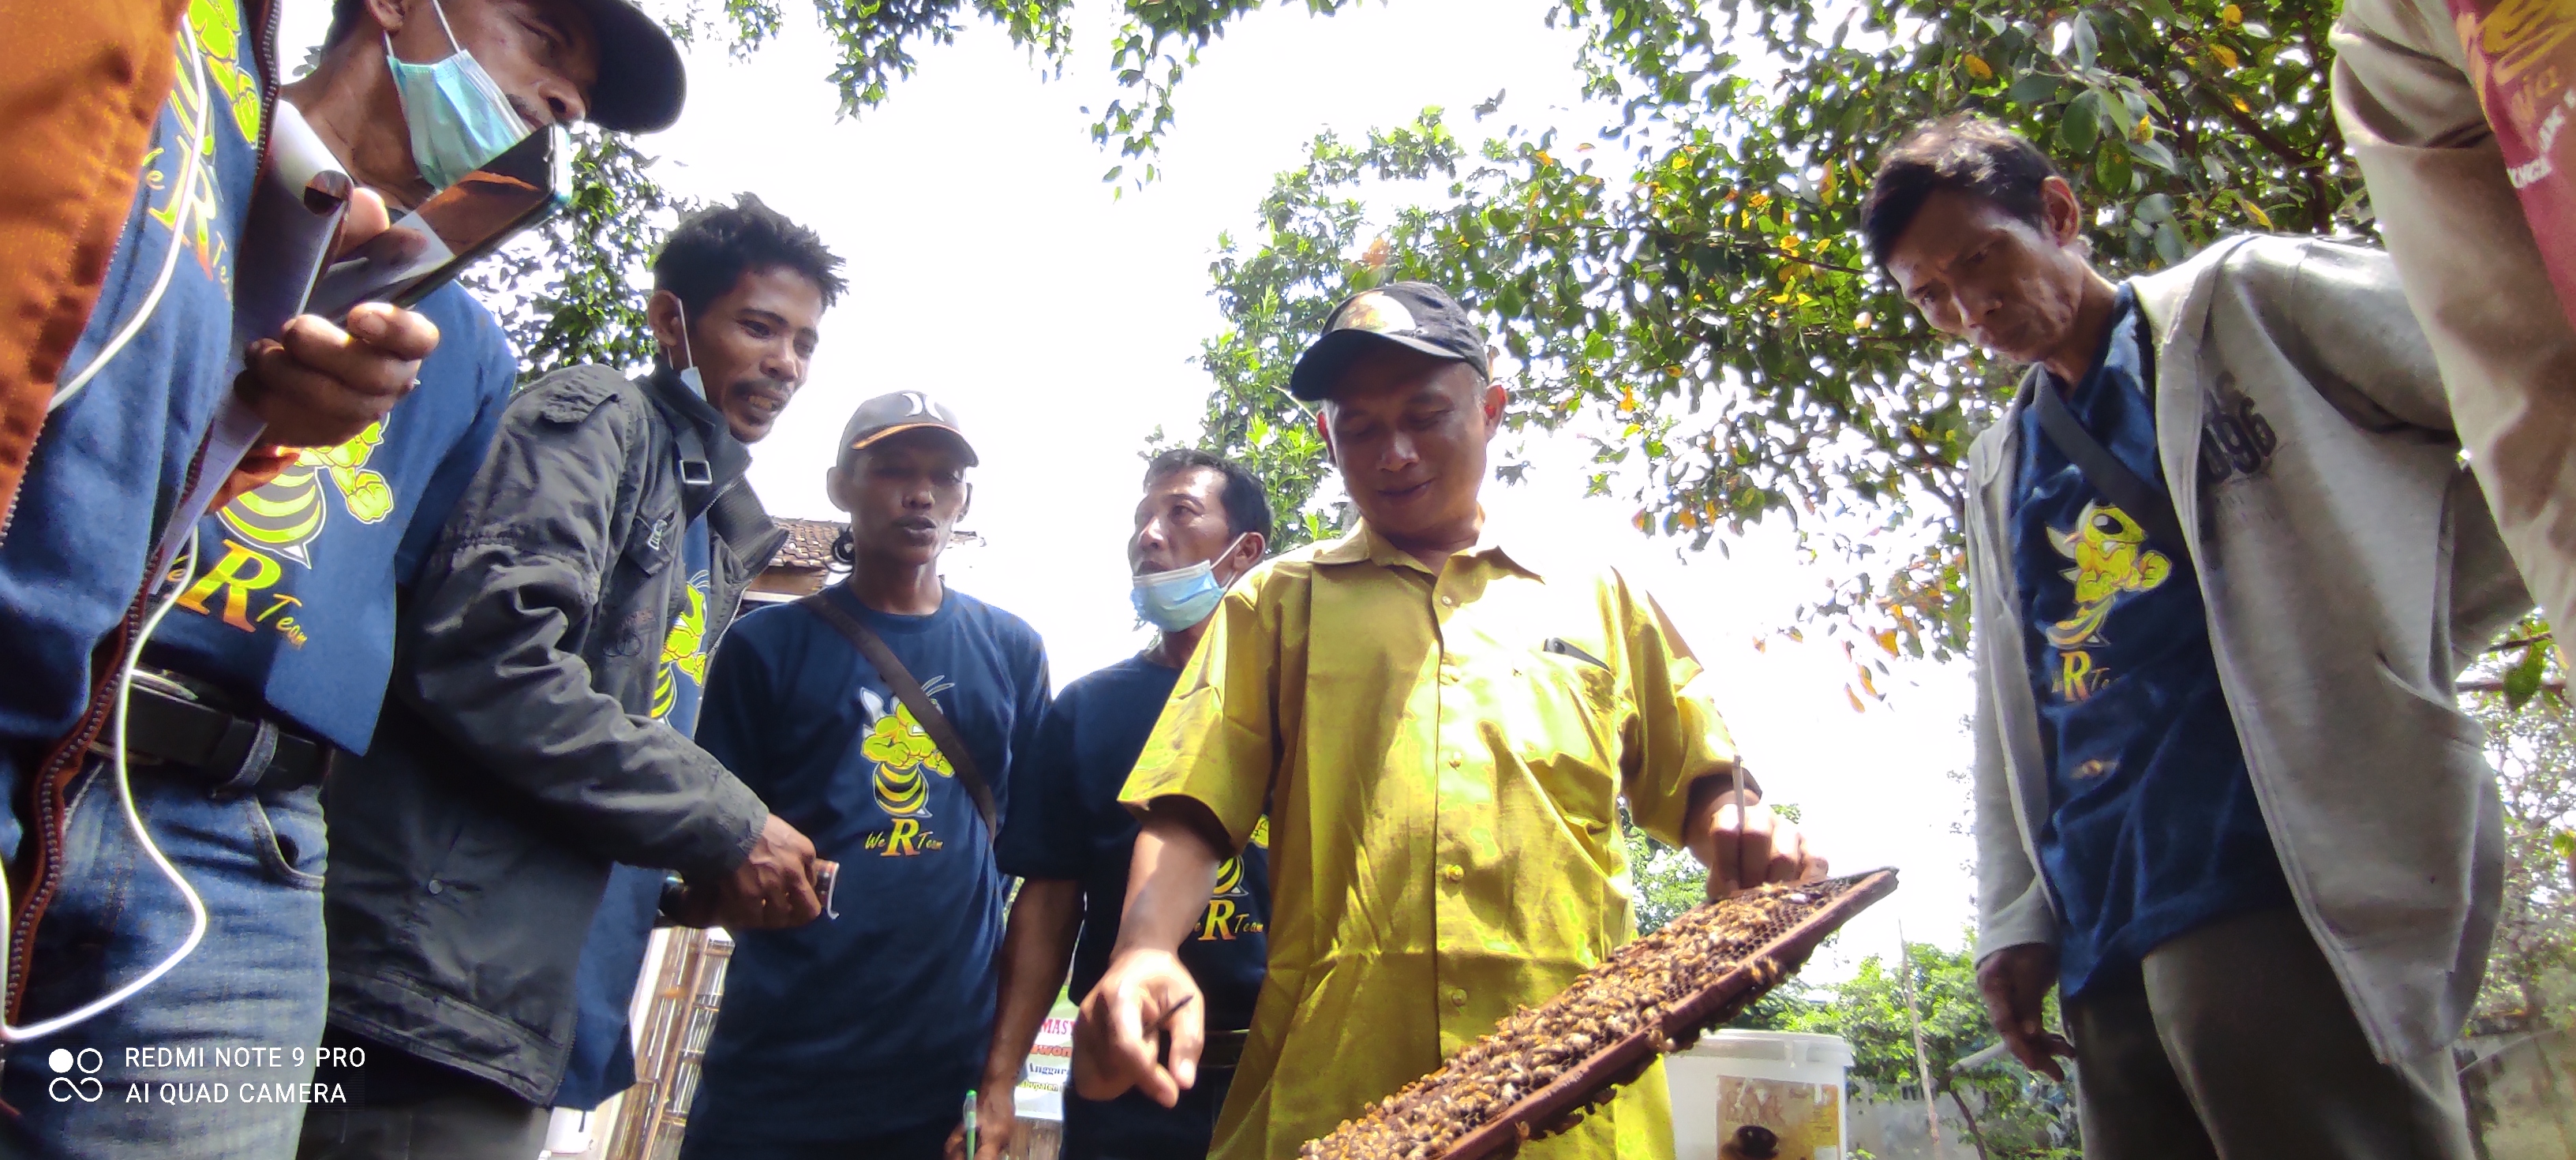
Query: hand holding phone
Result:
<box><xmin>236</xmin><ymin>186</ymin><xmax>442</xmax><ymax>448</ymax></box>
<box><xmin>657</xmin><ymin>858</ymin><xmax>840</xmax><ymax>929</ymax></box>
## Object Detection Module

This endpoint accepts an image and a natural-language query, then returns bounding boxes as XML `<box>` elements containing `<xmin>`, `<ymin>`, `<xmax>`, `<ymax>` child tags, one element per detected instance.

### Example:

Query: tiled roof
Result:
<box><xmin>770</xmin><ymin>518</ymin><xmax>841</xmax><ymax>571</ymax></box>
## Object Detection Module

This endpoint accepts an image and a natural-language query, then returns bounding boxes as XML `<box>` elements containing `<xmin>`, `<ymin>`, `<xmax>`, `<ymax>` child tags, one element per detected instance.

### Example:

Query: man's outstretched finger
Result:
<box><xmin>343</xmin><ymin>301</ymin><xmax>443</xmax><ymax>361</ymax></box>
<box><xmin>1163</xmin><ymin>992</ymin><xmax>1204</xmax><ymax>1095</ymax></box>
<box><xmin>273</xmin><ymin>313</ymin><xmax>428</xmax><ymax>400</ymax></box>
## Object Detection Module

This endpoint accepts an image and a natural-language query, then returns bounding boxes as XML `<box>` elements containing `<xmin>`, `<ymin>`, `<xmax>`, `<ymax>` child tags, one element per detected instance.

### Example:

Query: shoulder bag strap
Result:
<box><xmin>796</xmin><ymin>593</ymin><xmax>998</xmax><ymax>835</ymax></box>
<box><xmin>2029</xmin><ymin>377</ymin><xmax>2195</xmax><ymax>569</ymax></box>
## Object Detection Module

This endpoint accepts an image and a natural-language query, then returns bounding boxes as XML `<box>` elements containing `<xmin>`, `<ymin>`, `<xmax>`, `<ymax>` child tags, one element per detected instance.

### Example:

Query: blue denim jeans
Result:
<box><xmin>0</xmin><ymin>758</ymin><xmax>329</xmax><ymax>1159</ymax></box>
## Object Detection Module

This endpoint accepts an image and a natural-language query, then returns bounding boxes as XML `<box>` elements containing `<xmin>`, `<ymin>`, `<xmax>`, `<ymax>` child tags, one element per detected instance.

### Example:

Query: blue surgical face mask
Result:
<box><xmin>384</xmin><ymin>0</ymin><xmax>534</xmax><ymax>192</ymax></box>
<box><xmin>1131</xmin><ymin>534</ymin><xmax>1249</xmax><ymax>632</ymax></box>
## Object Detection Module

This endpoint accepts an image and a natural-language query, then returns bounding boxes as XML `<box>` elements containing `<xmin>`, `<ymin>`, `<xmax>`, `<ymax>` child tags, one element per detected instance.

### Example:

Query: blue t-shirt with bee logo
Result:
<box><xmin>146</xmin><ymin>285</ymin><xmax>515</xmax><ymax>753</ymax></box>
<box><xmin>2010</xmin><ymin>286</ymin><xmax>2287</xmax><ymax>999</ymax></box>
<box><xmin>688</xmin><ymin>584</ymin><xmax>1050</xmax><ymax>1145</ymax></box>
<box><xmin>994</xmin><ymin>653</ymin><xmax>1271</xmax><ymax>1160</ymax></box>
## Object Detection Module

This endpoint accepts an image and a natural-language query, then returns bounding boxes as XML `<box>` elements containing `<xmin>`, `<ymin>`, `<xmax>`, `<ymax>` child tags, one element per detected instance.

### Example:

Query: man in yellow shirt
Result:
<box><xmin>1072</xmin><ymin>282</ymin><xmax>1826</xmax><ymax>1158</ymax></box>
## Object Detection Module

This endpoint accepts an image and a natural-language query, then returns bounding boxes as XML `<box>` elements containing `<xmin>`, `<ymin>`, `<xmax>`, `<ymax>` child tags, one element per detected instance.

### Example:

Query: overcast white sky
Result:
<box><xmin>286</xmin><ymin>0</ymin><xmax>1982</xmax><ymax>972</ymax></box>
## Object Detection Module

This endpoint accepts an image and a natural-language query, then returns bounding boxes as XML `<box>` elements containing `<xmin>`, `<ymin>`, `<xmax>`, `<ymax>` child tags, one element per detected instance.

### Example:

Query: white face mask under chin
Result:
<box><xmin>675</xmin><ymin>323</ymin><xmax>706</xmax><ymax>399</ymax></box>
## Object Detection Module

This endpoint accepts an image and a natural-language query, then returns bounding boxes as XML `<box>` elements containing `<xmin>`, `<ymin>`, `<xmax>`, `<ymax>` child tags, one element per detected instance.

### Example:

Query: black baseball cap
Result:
<box><xmin>337</xmin><ymin>0</ymin><xmax>687</xmax><ymax>133</ymax></box>
<box><xmin>841</xmin><ymin>391</ymin><xmax>978</xmax><ymax>466</ymax></box>
<box><xmin>1286</xmin><ymin>281</ymin><xmax>1492</xmax><ymax>402</ymax></box>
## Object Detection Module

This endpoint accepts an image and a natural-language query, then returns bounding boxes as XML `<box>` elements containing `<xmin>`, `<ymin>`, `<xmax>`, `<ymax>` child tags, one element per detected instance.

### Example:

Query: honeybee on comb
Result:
<box><xmin>1297</xmin><ymin>870</ymin><xmax>1896</xmax><ymax>1160</ymax></box>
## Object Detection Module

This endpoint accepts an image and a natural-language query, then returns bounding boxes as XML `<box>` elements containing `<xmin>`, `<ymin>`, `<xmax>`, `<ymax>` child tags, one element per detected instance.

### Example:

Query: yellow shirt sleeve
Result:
<box><xmin>1616</xmin><ymin>578</ymin><xmax>1740</xmax><ymax>848</ymax></box>
<box><xmin>1118</xmin><ymin>563</ymin><xmax>1291</xmax><ymax>851</ymax></box>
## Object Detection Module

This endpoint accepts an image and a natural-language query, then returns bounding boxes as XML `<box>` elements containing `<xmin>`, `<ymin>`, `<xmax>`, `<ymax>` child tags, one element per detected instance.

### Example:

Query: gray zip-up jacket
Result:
<box><xmin>322</xmin><ymin>364</ymin><xmax>784</xmax><ymax>1102</ymax></box>
<box><xmin>1968</xmin><ymin>235</ymin><xmax>2530</xmax><ymax>1065</ymax></box>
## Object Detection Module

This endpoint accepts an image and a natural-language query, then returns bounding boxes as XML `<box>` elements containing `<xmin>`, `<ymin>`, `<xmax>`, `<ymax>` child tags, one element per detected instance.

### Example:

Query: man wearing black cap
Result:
<box><xmin>678</xmin><ymin>392</ymin><xmax>1052</xmax><ymax>1160</ymax></box>
<box><xmin>0</xmin><ymin>4</ymin><xmax>680</xmax><ymax>1158</ymax></box>
<box><xmin>1073</xmin><ymin>283</ymin><xmax>1825</xmax><ymax>1160</ymax></box>
<box><xmin>298</xmin><ymin>194</ymin><xmax>844</xmax><ymax>1159</ymax></box>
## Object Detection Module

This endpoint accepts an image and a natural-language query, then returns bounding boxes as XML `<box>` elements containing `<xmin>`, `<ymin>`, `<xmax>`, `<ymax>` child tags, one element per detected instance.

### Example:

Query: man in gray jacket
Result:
<box><xmin>299</xmin><ymin>195</ymin><xmax>844</xmax><ymax>1158</ymax></box>
<box><xmin>1867</xmin><ymin>117</ymin><xmax>2527</xmax><ymax>1158</ymax></box>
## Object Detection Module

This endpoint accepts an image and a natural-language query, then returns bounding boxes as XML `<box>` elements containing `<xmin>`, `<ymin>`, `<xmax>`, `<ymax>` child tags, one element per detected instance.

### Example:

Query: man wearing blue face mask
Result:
<box><xmin>968</xmin><ymin>450</ymin><xmax>1273</xmax><ymax>1160</ymax></box>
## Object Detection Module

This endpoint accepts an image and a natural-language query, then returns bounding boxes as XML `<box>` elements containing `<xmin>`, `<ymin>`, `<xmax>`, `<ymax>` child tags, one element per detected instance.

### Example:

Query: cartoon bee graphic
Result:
<box><xmin>858</xmin><ymin>684</ymin><xmax>957</xmax><ymax>818</ymax></box>
<box><xmin>218</xmin><ymin>421</ymin><xmax>393</xmax><ymax>566</ymax></box>
<box><xmin>2045</xmin><ymin>500</ymin><xmax>2173</xmax><ymax>649</ymax></box>
<box><xmin>650</xmin><ymin>578</ymin><xmax>710</xmax><ymax>720</ymax></box>
<box><xmin>876</xmin><ymin>760</ymin><xmax>929</xmax><ymax>818</ymax></box>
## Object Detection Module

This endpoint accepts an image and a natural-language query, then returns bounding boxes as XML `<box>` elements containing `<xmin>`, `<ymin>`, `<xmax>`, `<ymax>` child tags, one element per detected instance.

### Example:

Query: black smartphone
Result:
<box><xmin>233</xmin><ymin>100</ymin><xmax>352</xmax><ymax>354</ymax></box>
<box><xmin>305</xmin><ymin>123</ymin><xmax>572</xmax><ymax>320</ymax></box>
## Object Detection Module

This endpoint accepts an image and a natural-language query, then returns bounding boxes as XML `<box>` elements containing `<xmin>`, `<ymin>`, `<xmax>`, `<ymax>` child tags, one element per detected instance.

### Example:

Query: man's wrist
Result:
<box><xmin>1684</xmin><ymin>768</ymin><xmax>1762</xmax><ymax>825</ymax></box>
<box><xmin>1702</xmin><ymin>765</ymin><xmax>1762</xmax><ymax>802</ymax></box>
<box><xmin>1105</xmin><ymin>940</ymin><xmax>1182</xmax><ymax>965</ymax></box>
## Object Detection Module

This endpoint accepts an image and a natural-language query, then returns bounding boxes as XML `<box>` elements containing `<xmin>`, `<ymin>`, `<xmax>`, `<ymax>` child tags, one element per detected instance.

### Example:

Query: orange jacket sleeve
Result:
<box><xmin>0</xmin><ymin>0</ymin><xmax>193</xmax><ymax>537</ymax></box>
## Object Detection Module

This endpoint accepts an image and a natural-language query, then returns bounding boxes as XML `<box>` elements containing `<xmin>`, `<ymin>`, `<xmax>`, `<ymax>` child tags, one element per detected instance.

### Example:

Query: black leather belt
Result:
<box><xmin>114</xmin><ymin>681</ymin><xmax>334</xmax><ymax>798</ymax></box>
<box><xmin>1200</xmin><ymin>1028</ymin><xmax>1249</xmax><ymax>1072</ymax></box>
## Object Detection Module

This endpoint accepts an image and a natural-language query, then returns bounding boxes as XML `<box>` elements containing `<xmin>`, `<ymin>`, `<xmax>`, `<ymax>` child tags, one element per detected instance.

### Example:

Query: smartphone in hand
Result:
<box><xmin>305</xmin><ymin>124</ymin><xmax>573</xmax><ymax>320</ymax></box>
<box><xmin>814</xmin><ymin>859</ymin><xmax>841</xmax><ymax>920</ymax></box>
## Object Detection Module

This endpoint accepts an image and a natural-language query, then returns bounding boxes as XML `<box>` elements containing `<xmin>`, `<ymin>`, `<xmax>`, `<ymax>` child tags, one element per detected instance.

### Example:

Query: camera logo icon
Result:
<box><xmin>47</xmin><ymin>1047</ymin><xmax>102</xmax><ymax>1102</ymax></box>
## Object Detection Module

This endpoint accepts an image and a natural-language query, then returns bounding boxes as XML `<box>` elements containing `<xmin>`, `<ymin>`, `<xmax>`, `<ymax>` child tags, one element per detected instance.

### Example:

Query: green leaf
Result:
<box><xmin>2155</xmin><ymin>220</ymin><xmax>2188</xmax><ymax>265</ymax></box>
<box><xmin>2059</xmin><ymin>90</ymin><xmax>2102</xmax><ymax>156</ymax></box>
<box><xmin>2130</xmin><ymin>137</ymin><xmax>2179</xmax><ymax>174</ymax></box>
<box><xmin>2507</xmin><ymin>642</ymin><xmax>2548</xmax><ymax>709</ymax></box>
<box><xmin>2006</xmin><ymin>71</ymin><xmax>2061</xmax><ymax>107</ymax></box>
<box><xmin>2096</xmin><ymin>140</ymin><xmax>2134</xmax><ymax>196</ymax></box>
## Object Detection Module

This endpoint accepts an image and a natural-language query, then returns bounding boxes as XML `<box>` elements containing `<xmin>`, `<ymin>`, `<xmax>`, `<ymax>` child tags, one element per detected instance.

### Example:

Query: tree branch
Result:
<box><xmin>2178</xmin><ymin>48</ymin><xmax>2335</xmax><ymax>228</ymax></box>
<box><xmin>1948</xmin><ymin>1087</ymin><xmax>1994</xmax><ymax>1160</ymax></box>
<box><xmin>2460</xmin><ymin>679</ymin><xmax>2569</xmax><ymax>694</ymax></box>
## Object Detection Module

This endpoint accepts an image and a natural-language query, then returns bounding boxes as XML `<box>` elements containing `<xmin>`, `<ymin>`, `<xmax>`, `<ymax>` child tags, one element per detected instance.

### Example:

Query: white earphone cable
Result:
<box><xmin>51</xmin><ymin>17</ymin><xmax>214</xmax><ymax>413</ymax></box>
<box><xmin>0</xmin><ymin>527</ymin><xmax>213</xmax><ymax>1043</ymax></box>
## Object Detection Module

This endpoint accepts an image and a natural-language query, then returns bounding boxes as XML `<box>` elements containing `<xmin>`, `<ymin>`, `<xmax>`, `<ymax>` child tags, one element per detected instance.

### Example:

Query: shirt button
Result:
<box><xmin>425</xmin><ymin>880</ymin><xmax>444</xmax><ymax>896</ymax></box>
<box><xmin>1440</xmin><ymin>595</ymin><xmax>1458</xmax><ymax>608</ymax></box>
<box><xmin>1447</xmin><ymin>988</ymin><xmax>1469</xmax><ymax>1008</ymax></box>
<box><xmin>1443</xmin><ymin>864</ymin><xmax>1464</xmax><ymax>884</ymax></box>
<box><xmin>1447</xmin><ymin>754</ymin><xmax>1462</xmax><ymax>769</ymax></box>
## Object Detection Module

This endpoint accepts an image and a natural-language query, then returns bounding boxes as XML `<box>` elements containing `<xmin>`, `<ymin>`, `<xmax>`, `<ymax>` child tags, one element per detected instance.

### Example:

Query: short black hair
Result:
<box><xmin>327</xmin><ymin>0</ymin><xmax>364</xmax><ymax>45</ymax></box>
<box><xmin>1144</xmin><ymin>449</ymin><xmax>1274</xmax><ymax>548</ymax></box>
<box><xmin>1863</xmin><ymin>116</ymin><xmax>2065</xmax><ymax>268</ymax></box>
<box><xmin>652</xmin><ymin>193</ymin><xmax>847</xmax><ymax>324</ymax></box>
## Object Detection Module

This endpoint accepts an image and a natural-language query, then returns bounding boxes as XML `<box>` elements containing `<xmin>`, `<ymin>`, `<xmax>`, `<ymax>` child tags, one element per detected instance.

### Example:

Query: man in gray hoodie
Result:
<box><xmin>1867</xmin><ymin>116</ymin><xmax>2527</xmax><ymax>1159</ymax></box>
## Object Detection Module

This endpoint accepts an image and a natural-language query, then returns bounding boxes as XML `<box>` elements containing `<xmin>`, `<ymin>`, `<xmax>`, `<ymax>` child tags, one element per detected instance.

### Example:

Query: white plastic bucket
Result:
<box><xmin>1665</xmin><ymin>1030</ymin><xmax>1854</xmax><ymax>1160</ymax></box>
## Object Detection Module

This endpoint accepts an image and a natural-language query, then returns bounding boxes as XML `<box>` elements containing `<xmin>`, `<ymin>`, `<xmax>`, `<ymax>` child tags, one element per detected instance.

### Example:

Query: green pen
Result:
<box><xmin>963</xmin><ymin>1089</ymin><xmax>977</xmax><ymax>1158</ymax></box>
